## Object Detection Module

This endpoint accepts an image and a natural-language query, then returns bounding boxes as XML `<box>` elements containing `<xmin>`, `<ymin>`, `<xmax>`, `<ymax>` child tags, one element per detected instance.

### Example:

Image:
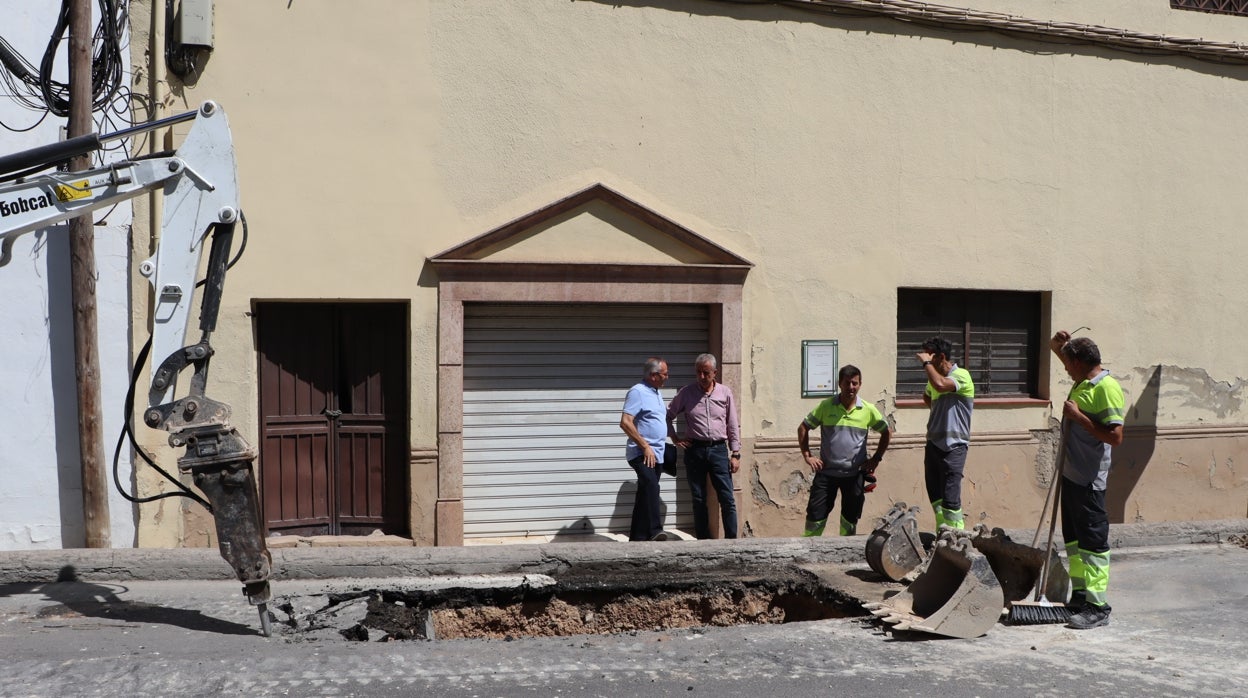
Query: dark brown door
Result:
<box><xmin>257</xmin><ymin>302</ymin><xmax>409</xmax><ymax>536</ymax></box>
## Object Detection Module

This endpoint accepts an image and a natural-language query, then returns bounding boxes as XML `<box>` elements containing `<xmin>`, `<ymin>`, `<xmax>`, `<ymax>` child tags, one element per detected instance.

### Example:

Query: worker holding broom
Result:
<box><xmin>1050</xmin><ymin>330</ymin><xmax>1125</xmax><ymax>630</ymax></box>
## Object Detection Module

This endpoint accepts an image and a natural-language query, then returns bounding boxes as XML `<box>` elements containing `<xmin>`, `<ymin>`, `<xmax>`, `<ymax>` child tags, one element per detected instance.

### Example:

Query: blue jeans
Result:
<box><xmin>628</xmin><ymin>456</ymin><xmax>664</xmax><ymax>541</ymax></box>
<box><xmin>684</xmin><ymin>442</ymin><xmax>738</xmax><ymax>539</ymax></box>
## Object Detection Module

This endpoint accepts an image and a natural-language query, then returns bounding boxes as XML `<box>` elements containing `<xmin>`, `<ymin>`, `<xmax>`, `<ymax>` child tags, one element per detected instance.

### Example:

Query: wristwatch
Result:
<box><xmin>730</xmin><ymin>452</ymin><xmax>741</xmax><ymax>459</ymax></box>
<box><xmin>922</xmin><ymin>360</ymin><xmax>932</xmax><ymax>366</ymax></box>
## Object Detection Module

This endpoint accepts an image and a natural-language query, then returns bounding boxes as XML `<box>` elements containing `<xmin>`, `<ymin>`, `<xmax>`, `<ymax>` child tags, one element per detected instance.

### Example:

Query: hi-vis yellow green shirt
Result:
<box><xmin>926</xmin><ymin>365</ymin><xmax>974</xmax><ymax>450</ymax></box>
<box><xmin>1063</xmin><ymin>369</ymin><xmax>1125</xmax><ymax>491</ymax></box>
<box><xmin>804</xmin><ymin>396</ymin><xmax>888</xmax><ymax>478</ymax></box>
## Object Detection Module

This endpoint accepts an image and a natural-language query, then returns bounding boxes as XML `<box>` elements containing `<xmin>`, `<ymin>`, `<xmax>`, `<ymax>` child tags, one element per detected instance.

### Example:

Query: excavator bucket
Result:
<box><xmin>964</xmin><ymin>525</ymin><xmax>1069</xmax><ymax>605</ymax></box>
<box><xmin>864</xmin><ymin>502</ymin><xmax>927</xmax><ymax>582</ymax></box>
<box><xmin>864</xmin><ymin>532</ymin><xmax>1004</xmax><ymax>639</ymax></box>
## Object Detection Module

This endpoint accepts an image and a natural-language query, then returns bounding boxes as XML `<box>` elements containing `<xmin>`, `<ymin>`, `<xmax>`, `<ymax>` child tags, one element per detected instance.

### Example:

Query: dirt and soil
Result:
<box><xmin>283</xmin><ymin>567</ymin><xmax>863</xmax><ymax>642</ymax></box>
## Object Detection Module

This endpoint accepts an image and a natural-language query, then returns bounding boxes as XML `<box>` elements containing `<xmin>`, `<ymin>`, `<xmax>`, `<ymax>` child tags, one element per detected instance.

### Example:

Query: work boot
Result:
<box><xmin>1068</xmin><ymin>603</ymin><xmax>1111</xmax><ymax>630</ymax></box>
<box><xmin>1065</xmin><ymin>590</ymin><xmax>1086</xmax><ymax>611</ymax></box>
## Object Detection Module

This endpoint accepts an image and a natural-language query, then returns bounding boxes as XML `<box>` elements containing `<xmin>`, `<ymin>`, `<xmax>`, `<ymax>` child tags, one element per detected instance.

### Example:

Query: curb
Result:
<box><xmin>0</xmin><ymin>519</ymin><xmax>1244</xmax><ymax>584</ymax></box>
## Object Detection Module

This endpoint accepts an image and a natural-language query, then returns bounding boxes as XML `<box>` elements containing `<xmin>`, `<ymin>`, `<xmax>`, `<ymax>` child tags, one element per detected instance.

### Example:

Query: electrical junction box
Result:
<box><xmin>177</xmin><ymin>0</ymin><xmax>214</xmax><ymax>49</ymax></box>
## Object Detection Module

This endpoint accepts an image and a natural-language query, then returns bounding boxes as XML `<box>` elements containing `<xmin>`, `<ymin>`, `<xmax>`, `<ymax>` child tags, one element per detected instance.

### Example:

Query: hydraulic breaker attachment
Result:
<box><xmin>190</xmin><ymin>458</ymin><xmax>273</xmax><ymax>637</ymax></box>
<box><xmin>864</xmin><ymin>502</ymin><xmax>927</xmax><ymax>582</ymax></box>
<box><xmin>863</xmin><ymin>530</ymin><xmax>1004</xmax><ymax>639</ymax></box>
<box><xmin>964</xmin><ymin>524</ymin><xmax>1069</xmax><ymax>605</ymax></box>
<box><xmin>151</xmin><ymin>391</ymin><xmax>274</xmax><ymax>637</ymax></box>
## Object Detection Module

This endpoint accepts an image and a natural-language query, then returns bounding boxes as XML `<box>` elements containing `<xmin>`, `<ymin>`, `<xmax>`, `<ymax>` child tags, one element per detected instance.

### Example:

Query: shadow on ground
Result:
<box><xmin>0</xmin><ymin>565</ymin><xmax>259</xmax><ymax>636</ymax></box>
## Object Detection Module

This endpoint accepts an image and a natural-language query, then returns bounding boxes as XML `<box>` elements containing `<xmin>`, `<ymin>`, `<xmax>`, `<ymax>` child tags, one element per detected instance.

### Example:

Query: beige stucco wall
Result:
<box><xmin>129</xmin><ymin>0</ymin><xmax>1248</xmax><ymax>546</ymax></box>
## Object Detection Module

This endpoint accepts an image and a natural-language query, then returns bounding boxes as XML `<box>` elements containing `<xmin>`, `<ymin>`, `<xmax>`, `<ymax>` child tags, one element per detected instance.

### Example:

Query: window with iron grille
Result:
<box><xmin>1172</xmin><ymin>0</ymin><xmax>1248</xmax><ymax>16</ymax></box>
<box><xmin>896</xmin><ymin>289</ymin><xmax>1042</xmax><ymax>399</ymax></box>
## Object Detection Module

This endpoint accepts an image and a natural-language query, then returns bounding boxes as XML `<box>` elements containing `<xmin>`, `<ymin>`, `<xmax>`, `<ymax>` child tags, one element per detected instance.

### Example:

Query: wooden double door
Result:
<box><xmin>257</xmin><ymin>302</ymin><xmax>409</xmax><ymax>537</ymax></box>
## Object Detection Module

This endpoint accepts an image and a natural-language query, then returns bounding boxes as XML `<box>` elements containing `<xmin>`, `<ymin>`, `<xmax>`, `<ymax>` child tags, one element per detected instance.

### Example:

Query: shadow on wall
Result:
<box><xmin>550</xmin><ymin>515</ymin><xmax>617</xmax><ymax>543</ymax></box>
<box><xmin>45</xmin><ymin>228</ymin><xmax>88</xmax><ymax>548</ymax></box>
<box><xmin>1107</xmin><ymin>365</ymin><xmax>1160</xmax><ymax>523</ymax></box>
<box><xmin>610</xmin><ymin>479</ymin><xmax>674</xmax><ymax>539</ymax></box>
<box><xmin>577</xmin><ymin>0</ymin><xmax>1248</xmax><ymax>82</ymax></box>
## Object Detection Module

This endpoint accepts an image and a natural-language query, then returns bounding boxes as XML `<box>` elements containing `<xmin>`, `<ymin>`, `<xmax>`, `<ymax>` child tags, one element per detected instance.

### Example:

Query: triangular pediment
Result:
<box><xmin>429</xmin><ymin>184</ymin><xmax>752</xmax><ymax>273</ymax></box>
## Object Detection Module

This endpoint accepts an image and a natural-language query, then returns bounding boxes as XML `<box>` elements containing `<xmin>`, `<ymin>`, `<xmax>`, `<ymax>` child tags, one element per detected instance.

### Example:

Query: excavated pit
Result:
<box><xmin>274</xmin><ymin>565</ymin><xmax>864</xmax><ymax>643</ymax></box>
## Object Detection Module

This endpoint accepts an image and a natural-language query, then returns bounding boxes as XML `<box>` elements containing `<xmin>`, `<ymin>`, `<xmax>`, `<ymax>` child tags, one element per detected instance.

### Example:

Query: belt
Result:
<box><xmin>689</xmin><ymin>439</ymin><xmax>726</xmax><ymax>447</ymax></box>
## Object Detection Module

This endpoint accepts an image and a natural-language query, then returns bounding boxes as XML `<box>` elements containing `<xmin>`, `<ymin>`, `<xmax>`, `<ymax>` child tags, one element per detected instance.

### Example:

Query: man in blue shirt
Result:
<box><xmin>620</xmin><ymin>357</ymin><xmax>670</xmax><ymax>541</ymax></box>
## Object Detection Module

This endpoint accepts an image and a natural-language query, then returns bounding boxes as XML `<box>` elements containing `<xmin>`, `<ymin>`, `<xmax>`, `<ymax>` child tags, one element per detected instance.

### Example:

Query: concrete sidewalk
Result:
<box><xmin>1</xmin><ymin>519</ymin><xmax>1244</xmax><ymax>583</ymax></box>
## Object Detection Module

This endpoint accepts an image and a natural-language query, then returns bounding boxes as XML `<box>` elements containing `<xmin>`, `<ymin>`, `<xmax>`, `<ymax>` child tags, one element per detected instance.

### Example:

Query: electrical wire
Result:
<box><xmin>2</xmin><ymin>1</ymin><xmax>135</xmax><ymax>228</ymax></box>
<box><xmin>0</xmin><ymin>1</ymin><xmax>131</xmax><ymax>125</ymax></box>
<box><xmin>39</xmin><ymin>0</ymin><xmax>128</xmax><ymax>117</ymax></box>
<box><xmin>0</xmin><ymin>105</ymin><xmax>50</xmax><ymax>133</ymax></box>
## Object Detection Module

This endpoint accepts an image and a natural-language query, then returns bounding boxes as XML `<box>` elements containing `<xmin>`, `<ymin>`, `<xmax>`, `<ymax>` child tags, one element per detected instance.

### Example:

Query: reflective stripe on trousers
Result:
<box><xmin>1066</xmin><ymin>541</ymin><xmax>1111</xmax><ymax>606</ymax></box>
<box><xmin>802</xmin><ymin>515</ymin><xmax>858</xmax><ymax>537</ymax></box>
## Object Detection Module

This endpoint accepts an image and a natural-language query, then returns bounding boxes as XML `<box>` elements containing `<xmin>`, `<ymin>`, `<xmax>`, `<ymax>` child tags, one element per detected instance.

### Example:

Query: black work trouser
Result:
<box><xmin>924</xmin><ymin>442</ymin><xmax>967</xmax><ymax>510</ymax></box>
<box><xmin>806</xmin><ymin>471</ymin><xmax>865</xmax><ymax>526</ymax></box>
<box><xmin>1060</xmin><ymin>476</ymin><xmax>1109</xmax><ymax>554</ymax></box>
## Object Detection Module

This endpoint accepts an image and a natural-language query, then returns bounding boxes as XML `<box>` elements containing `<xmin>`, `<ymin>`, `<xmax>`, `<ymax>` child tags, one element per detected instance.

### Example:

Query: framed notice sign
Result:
<box><xmin>801</xmin><ymin>340</ymin><xmax>839</xmax><ymax>398</ymax></box>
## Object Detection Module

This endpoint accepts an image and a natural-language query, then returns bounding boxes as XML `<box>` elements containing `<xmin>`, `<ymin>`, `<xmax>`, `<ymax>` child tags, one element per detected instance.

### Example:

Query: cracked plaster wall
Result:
<box><xmin>112</xmin><ymin>0</ymin><xmax>1248</xmax><ymax>544</ymax></box>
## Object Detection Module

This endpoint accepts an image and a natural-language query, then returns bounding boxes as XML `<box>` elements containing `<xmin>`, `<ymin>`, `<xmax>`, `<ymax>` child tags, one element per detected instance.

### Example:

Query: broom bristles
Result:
<box><xmin>1007</xmin><ymin>597</ymin><xmax>1072</xmax><ymax>625</ymax></box>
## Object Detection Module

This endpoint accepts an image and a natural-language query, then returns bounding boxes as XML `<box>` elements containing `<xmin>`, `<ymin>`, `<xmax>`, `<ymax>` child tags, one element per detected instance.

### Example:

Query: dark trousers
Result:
<box><xmin>684</xmin><ymin>442</ymin><xmax>738</xmax><ymax>539</ymax></box>
<box><xmin>1060</xmin><ymin>476</ymin><xmax>1111</xmax><ymax>606</ymax></box>
<box><xmin>924</xmin><ymin>442</ymin><xmax>967</xmax><ymax>510</ymax></box>
<box><xmin>628</xmin><ymin>456</ymin><xmax>664</xmax><ymax>541</ymax></box>
<box><xmin>806</xmin><ymin>471</ymin><xmax>865</xmax><ymax>525</ymax></box>
<box><xmin>1060</xmin><ymin>476</ymin><xmax>1109</xmax><ymax>553</ymax></box>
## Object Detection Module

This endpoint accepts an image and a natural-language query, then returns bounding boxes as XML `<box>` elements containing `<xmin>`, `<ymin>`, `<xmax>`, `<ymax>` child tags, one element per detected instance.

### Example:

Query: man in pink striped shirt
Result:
<box><xmin>666</xmin><ymin>353</ymin><xmax>740</xmax><ymax>539</ymax></box>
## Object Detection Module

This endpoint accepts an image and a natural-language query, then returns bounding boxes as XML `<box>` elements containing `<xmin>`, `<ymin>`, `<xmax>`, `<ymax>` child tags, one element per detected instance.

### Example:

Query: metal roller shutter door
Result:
<box><xmin>462</xmin><ymin>303</ymin><xmax>707</xmax><ymax>539</ymax></box>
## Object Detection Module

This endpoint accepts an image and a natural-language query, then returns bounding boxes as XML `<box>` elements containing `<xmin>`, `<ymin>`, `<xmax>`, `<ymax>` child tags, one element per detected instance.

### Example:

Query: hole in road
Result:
<box><xmin>275</xmin><ymin>566</ymin><xmax>865</xmax><ymax>642</ymax></box>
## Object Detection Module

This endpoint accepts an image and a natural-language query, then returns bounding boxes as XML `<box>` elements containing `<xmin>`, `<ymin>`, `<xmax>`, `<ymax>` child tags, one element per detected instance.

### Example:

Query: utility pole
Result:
<box><xmin>68</xmin><ymin>0</ymin><xmax>110</xmax><ymax>547</ymax></box>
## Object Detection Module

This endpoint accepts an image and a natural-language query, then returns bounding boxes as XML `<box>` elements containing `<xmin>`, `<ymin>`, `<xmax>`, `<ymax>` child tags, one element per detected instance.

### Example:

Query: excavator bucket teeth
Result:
<box><xmin>863</xmin><ymin>531</ymin><xmax>1004</xmax><ymax>639</ymax></box>
<box><xmin>964</xmin><ymin>525</ymin><xmax>1069</xmax><ymax>605</ymax></box>
<box><xmin>864</xmin><ymin>502</ymin><xmax>928</xmax><ymax>582</ymax></box>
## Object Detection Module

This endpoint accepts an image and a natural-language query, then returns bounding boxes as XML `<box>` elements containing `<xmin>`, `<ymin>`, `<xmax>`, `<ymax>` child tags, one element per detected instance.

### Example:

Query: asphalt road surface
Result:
<box><xmin>1</xmin><ymin>542</ymin><xmax>1245</xmax><ymax>697</ymax></box>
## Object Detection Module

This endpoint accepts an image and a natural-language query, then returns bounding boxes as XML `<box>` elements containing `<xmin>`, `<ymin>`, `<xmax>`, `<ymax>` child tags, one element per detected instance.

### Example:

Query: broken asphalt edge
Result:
<box><xmin>0</xmin><ymin>519</ymin><xmax>1244</xmax><ymax>585</ymax></box>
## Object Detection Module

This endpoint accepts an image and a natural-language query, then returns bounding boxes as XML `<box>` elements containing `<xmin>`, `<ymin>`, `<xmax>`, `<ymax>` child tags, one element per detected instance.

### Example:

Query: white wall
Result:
<box><xmin>0</xmin><ymin>0</ymin><xmax>135</xmax><ymax>549</ymax></box>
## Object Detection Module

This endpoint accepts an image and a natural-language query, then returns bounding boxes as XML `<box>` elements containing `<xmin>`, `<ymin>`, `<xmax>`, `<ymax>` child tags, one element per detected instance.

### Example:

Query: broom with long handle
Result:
<box><xmin>1008</xmin><ymin>419</ymin><xmax>1073</xmax><ymax>625</ymax></box>
<box><xmin>1031</xmin><ymin>424</ymin><xmax>1062</xmax><ymax>548</ymax></box>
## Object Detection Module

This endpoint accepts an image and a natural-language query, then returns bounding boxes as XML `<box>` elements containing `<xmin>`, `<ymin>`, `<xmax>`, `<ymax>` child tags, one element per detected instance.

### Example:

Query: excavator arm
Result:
<box><xmin>0</xmin><ymin>102</ymin><xmax>273</xmax><ymax>635</ymax></box>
